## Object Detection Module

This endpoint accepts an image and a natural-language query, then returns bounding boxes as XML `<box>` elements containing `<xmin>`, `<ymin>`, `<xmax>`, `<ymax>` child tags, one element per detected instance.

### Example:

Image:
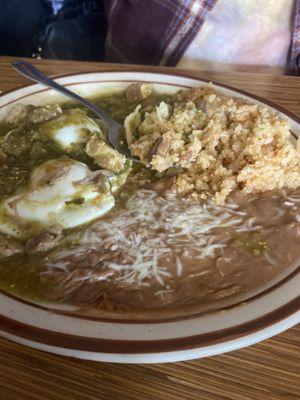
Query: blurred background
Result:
<box><xmin>0</xmin><ymin>0</ymin><xmax>107</xmax><ymax>61</ymax></box>
<box><xmin>0</xmin><ymin>0</ymin><xmax>298</xmax><ymax>75</ymax></box>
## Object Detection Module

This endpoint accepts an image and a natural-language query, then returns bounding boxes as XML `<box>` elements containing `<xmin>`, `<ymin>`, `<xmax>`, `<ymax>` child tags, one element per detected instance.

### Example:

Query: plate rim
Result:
<box><xmin>0</xmin><ymin>67</ymin><xmax>299</xmax><ymax>361</ymax></box>
<box><xmin>1</xmin><ymin>67</ymin><xmax>299</xmax><ymax>123</ymax></box>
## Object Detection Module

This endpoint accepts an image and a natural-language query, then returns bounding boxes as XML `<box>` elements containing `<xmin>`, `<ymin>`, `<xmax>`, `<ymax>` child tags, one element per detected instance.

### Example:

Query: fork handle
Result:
<box><xmin>12</xmin><ymin>60</ymin><xmax>117</xmax><ymax>127</ymax></box>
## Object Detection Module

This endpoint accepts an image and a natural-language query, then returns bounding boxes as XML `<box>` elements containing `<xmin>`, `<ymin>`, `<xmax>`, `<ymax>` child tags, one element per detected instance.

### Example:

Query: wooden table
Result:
<box><xmin>0</xmin><ymin>56</ymin><xmax>299</xmax><ymax>400</ymax></box>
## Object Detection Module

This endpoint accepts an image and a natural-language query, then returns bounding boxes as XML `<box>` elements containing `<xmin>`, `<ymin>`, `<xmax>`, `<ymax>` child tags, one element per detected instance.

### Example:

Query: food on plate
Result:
<box><xmin>125</xmin><ymin>86</ymin><xmax>300</xmax><ymax>204</ymax></box>
<box><xmin>0</xmin><ymin>157</ymin><xmax>115</xmax><ymax>239</ymax></box>
<box><xmin>0</xmin><ymin>83</ymin><xmax>299</xmax><ymax>318</ymax></box>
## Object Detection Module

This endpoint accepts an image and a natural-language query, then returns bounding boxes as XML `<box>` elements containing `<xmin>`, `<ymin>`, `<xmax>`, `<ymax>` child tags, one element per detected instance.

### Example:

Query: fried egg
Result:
<box><xmin>0</xmin><ymin>157</ymin><xmax>115</xmax><ymax>239</ymax></box>
<box><xmin>37</xmin><ymin>108</ymin><xmax>102</xmax><ymax>152</ymax></box>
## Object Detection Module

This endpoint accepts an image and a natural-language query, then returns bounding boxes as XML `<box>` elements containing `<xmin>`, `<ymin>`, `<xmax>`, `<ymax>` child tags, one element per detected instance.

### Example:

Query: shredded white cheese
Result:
<box><xmin>71</xmin><ymin>190</ymin><xmax>252</xmax><ymax>287</ymax></box>
<box><xmin>45</xmin><ymin>189</ymin><xmax>265</xmax><ymax>290</ymax></box>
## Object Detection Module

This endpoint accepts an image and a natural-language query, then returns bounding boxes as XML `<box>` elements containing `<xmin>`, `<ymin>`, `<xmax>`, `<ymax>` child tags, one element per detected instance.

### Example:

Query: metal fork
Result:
<box><xmin>12</xmin><ymin>60</ymin><xmax>139</xmax><ymax>162</ymax></box>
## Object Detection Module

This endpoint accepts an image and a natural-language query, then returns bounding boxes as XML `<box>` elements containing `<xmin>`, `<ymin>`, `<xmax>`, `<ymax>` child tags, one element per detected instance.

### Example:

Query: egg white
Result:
<box><xmin>0</xmin><ymin>158</ymin><xmax>115</xmax><ymax>239</ymax></box>
<box><xmin>37</xmin><ymin>109</ymin><xmax>102</xmax><ymax>152</ymax></box>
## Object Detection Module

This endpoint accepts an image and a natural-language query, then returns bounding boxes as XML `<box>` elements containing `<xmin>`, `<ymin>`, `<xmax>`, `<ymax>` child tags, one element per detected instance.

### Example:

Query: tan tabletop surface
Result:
<box><xmin>0</xmin><ymin>56</ymin><xmax>299</xmax><ymax>400</ymax></box>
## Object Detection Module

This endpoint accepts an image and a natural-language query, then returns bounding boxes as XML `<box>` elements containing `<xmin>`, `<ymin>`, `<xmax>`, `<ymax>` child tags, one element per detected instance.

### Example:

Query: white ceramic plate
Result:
<box><xmin>0</xmin><ymin>70</ymin><xmax>299</xmax><ymax>363</ymax></box>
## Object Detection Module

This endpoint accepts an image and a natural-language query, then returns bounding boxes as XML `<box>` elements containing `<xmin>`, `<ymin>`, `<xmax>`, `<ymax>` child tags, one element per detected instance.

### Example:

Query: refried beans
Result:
<box><xmin>40</xmin><ymin>181</ymin><xmax>300</xmax><ymax>318</ymax></box>
<box><xmin>0</xmin><ymin>84</ymin><xmax>299</xmax><ymax>320</ymax></box>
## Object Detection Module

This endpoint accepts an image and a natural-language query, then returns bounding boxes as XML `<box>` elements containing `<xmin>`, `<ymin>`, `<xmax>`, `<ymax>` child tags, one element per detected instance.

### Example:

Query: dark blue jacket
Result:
<box><xmin>0</xmin><ymin>0</ymin><xmax>106</xmax><ymax>61</ymax></box>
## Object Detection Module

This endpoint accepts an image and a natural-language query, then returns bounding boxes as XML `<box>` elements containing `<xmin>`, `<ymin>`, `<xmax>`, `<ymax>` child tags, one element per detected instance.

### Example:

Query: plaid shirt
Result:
<box><xmin>291</xmin><ymin>0</ymin><xmax>300</xmax><ymax>74</ymax></box>
<box><xmin>105</xmin><ymin>0</ymin><xmax>300</xmax><ymax>75</ymax></box>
